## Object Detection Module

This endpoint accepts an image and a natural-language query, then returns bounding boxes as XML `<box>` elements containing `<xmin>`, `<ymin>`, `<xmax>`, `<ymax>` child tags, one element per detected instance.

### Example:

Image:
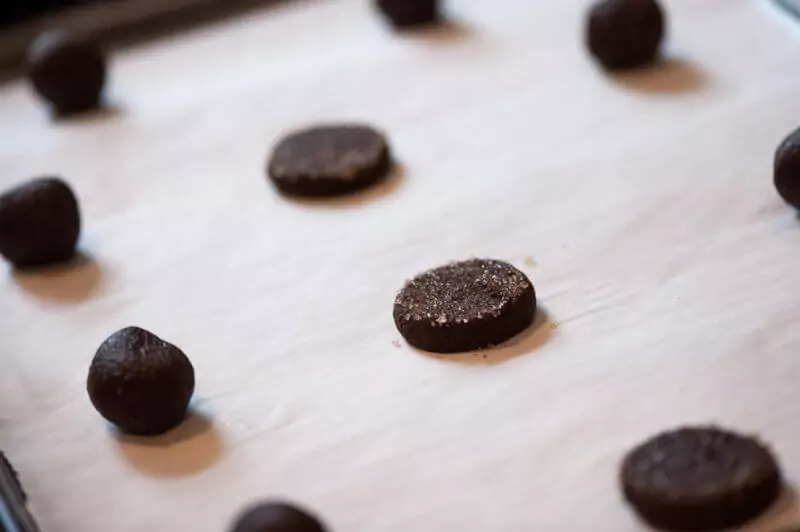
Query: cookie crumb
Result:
<box><xmin>524</xmin><ymin>256</ymin><xmax>537</xmax><ymax>267</ymax></box>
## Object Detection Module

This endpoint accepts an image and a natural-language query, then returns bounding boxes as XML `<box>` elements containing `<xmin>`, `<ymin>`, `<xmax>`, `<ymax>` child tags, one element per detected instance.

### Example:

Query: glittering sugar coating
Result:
<box><xmin>393</xmin><ymin>259</ymin><xmax>536</xmax><ymax>353</ymax></box>
<box><xmin>396</xmin><ymin>259</ymin><xmax>531</xmax><ymax>322</ymax></box>
<box><xmin>621</xmin><ymin>426</ymin><xmax>782</xmax><ymax>531</ymax></box>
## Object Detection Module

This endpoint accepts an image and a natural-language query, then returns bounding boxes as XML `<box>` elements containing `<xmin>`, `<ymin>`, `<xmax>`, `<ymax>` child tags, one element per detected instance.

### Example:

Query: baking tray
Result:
<box><xmin>776</xmin><ymin>0</ymin><xmax>800</xmax><ymax>17</ymax></box>
<box><xmin>0</xmin><ymin>0</ymin><xmax>284</xmax><ymax>74</ymax></box>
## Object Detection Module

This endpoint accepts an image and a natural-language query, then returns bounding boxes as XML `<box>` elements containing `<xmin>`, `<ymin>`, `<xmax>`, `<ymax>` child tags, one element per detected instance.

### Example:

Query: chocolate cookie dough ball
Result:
<box><xmin>87</xmin><ymin>327</ymin><xmax>195</xmax><ymax>436</ymax></box>
<box><xmin>375</xmin><ymin>0</ymin><xmax>439</xmax><ymax>28</ymax></box>
<box><xmin>0</xmin><ymin>177</ymin><xmax>81</xmax><ymax>268</ymax></box>
<box><xmin>28</xmin><ymin>32</ymin><xmax>107</xmax><ymax>116</ymax></box>
<box><xmin>230</xmin><ymin>501</ymin><xmax>327</xmax><ymax>532</ymax></box>
<box><xmin>775</xmin><ymin>126</ymin><xmax>800</xmax><ymax>209</ymax></box>
<box><xmin>586</xmin><ymin>0</ymin><xmax>665</xmax><ymax>70</ymax></box>
<box><xmin>621</xmin><ymin>426</ymin><xmax>783</xmax><ymax>531</ymax></box>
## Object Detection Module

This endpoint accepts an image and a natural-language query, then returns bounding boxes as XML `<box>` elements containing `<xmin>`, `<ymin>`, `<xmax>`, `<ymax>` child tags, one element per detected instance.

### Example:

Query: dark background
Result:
<box><xmin>0</xmin><ymin>0</ymin><xmax>283</xmax><ymax>76</ymax></box>
<box><xmin>0</xmin><ymin>0</ymin><xmax>109</xmax><ymax>27</ymax></box>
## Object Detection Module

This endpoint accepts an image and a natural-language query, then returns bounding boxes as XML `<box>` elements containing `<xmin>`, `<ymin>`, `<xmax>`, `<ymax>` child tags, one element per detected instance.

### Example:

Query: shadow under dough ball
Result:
<box><xmin>28</xmin><ymin>32</ymin><xmax>106</xmax><ymax>115</ymax></box>
<box><xmin>87</xmin><ymin>327</ymin><xmax>195</xmax><ymax>436</ymax></box>
<box><xmin>775</xmin><ymin>126</ymin><xmax>800</xmax><ymax>209</ymax></box>
<box><xmin>0</xmin><ymin>177</ymin><xmax>80</xmax><ymax>268</ymax></box>
<box><xmin>586</xmin><ymin>0</ymin><xmax>665</xmax><ymax>70</ymax></box>
<box><xmin>375</xmin><ymin>0</ymin><xmax>439</xmax><ymax>28</ymax></box>
<box><xmin>267</xmin><ymin>124</ymin><xmax>392</xmax><ymax>197</ymax></box>
<box><xmin>621</xmin><ymin>426</ymin><xmax>783</xmax><ymax>531</ymax></box>
<box><xmin>231</xmin><ymin>501</ymin><xmax>327</xmax><ymax>532</ymax></box>
<box><xmin>394</xmin><ymin>258</ymin><xmax>536</xmax><ymax>353</ymax></box>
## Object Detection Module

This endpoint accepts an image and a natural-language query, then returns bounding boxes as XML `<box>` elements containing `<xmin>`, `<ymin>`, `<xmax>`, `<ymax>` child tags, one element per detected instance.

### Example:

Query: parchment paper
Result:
<box><xmin>2</xmin><ymin>0</ymin><xmax>800</xmax><ymax>530</ymax></box>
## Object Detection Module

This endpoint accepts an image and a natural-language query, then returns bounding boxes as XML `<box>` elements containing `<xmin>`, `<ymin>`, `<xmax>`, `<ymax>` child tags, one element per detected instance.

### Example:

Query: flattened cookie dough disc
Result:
<box><xmin>267</xmin><ymin>124</ymin><xmax>392</xmax><ymax>197</ymax></box>
<box><xmin>621</xmin><ymin>426</ymin><xmax>783</xmax><ymax>531</ymax></box>
<box><xmin>393</xmin><ymin>259</ymin><xmax>536</xmax><ymax>353</ymax></box>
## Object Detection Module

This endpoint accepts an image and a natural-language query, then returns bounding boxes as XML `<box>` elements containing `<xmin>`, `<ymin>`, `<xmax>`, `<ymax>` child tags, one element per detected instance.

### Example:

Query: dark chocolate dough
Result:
<box><xmin>375</xmin><ymin>0</ymin><xmax>439</xmax><ymax>28</ymax></box>
<box><xmin>268</xmin><ymin>124</ymin><xmax>392</xmax><ymax>197</ymax></box>
<box><xmin>0</xmin><ymin>177</ymin><xmax>80</xmax><ymax>268</ymax></box>
<box><xmin>775</xmin><ymin>126</ymin><xmax>800</xmax><ymax>209</ymax></box>
<box><xmin>230</xmin><ymin>501</ymin><xmax>327</xmax><ymax>532</ymax></box>
<box><xmin>87</xmin><ymin>327</ymin><xmax>195</xmax><ymax>436</ymax></box>
<box><xmin>393</xmin><ymin>258</ymin><xmax>536</xmax><ymax>353</ymax></box>
<box><xmin>586</xmin><ymin>0</ymin><xmax>665</xmax><ymax>70</ymax></box>
<box><xmin>28</xmin><ymin>32</ymin><xmax>106</xmax><ymax>115</ymax></box>
<box><xmin>621</xmin><ymin>426</ymin><xmax>783</xmax><ymax>531</ymax></box>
